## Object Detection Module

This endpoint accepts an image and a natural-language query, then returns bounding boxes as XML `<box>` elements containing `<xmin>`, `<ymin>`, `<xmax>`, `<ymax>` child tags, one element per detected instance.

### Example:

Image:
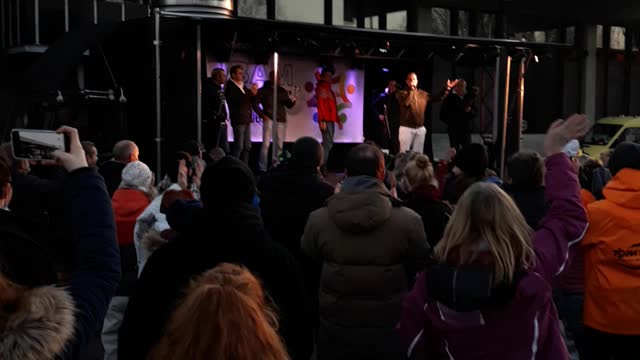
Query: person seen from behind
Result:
<box><xmin>302</xmin><ymin>143</ymin><xmax>428</xmax><ymax>360</ymax></box>
<box><xmin>147</xmin><ymin>263</ymin><xmax>289</xmax><ymax>360</ymax></box>
<box><xmin>442</xmin><ymin>142</ymin><xmax>493</xmax><ymax>205</ymax></box>
<box><xmin>503</xmin><ymin>151</ymin><xmax>548</xmax><ymax>230</ymax></box>
<box><xmin>581</xmin><ymin>142</ymin><xmax>640</xmax><ymax>360</ymax></box>
<box><xmin>397</xmin><ymin>114</ymin><xmax>590</xmax><ymax>359</ymax></box>
<box><xmin>102</xmin><ymin>160</ymin><xmax>155</xmax><ymax>360</ymax></box>
<box><xmin>0</xmin><ymin>126</ymin><xmax>120</xmax><ymax>359</ymax></box>
<box><xmin>402</xmin><ymin>154</ymin><xmax>452</xmax><ymax>248</ymax></box>
<box><xmin>135</xmin><ymin>151</ymin><xmax>201</xmax><ymax>276</ymax></box>
<box><xmin>118</xmin><ymin>156</ymin><xmax>312</xmax><ymax>360</ymax></box>
<box><xmin>99</xmin><ymin>140</ymin><xmax>139</xmax><ymax>197</ymax></box>
<box><xmin>552</xmin><ymin>153</ymin><xmax>607</xmax><ymax>360</ymax></box>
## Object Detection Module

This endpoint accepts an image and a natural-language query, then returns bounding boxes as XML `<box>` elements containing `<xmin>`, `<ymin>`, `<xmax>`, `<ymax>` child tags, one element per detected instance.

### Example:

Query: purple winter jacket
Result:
<box><xmin>396</xmin><ymin>153</ymin><xmax>588</xmax><ymax>360</ymax></box>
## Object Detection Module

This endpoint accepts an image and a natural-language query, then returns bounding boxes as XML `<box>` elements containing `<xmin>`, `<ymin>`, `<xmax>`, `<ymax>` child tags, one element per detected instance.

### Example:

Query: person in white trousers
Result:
<box><xmin>394</xmin><ymin>72</ymin><xmax>458</xmax><ymax>154</ymax></box>
<box><xmin>254</xmin><ymin>71</ymin><xmax>297</xmax><ymax>172</ymax></box>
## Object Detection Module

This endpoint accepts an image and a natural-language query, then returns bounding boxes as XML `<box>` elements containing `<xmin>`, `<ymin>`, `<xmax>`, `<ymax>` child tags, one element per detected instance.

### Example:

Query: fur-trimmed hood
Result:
<box><xmin>1</xmin><ymin>286</ymin><xmax>75</xmax><ymax>360</ymax></box>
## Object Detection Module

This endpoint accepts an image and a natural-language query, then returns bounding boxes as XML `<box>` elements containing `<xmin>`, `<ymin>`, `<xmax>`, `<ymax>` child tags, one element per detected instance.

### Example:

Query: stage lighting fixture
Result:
<box><xmin>534</xmin><ymin>55</ymin><xmax>539</xmax><ymax>63</ymax></box>
<box><xmin>56</xmin><ymin>91</ymin><xmax>64</xmax><ymax>103</ymax></box>
<box><xmin>382</xmin><ymin>67</ymin><xmax>390</xmax><ymax>72</ymax></box>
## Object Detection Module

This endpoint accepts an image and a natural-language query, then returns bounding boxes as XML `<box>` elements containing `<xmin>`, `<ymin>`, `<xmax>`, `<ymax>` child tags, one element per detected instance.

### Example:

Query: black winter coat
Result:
<box><xmin>403</xmin><ymin>184</ymin><xmax>452</xmax><ymax>248</ymax></box>
<box><xmin>258</xmin><ymin>161</ymin><xmax>334</xmax><ymax>331</ymax></box>
<box><xmin>118</xmin><ymin>204</ymin><xmax>313</xmax><ymax>360</ymax></box>
<box><xmin>503</xmin><ymin>184</ymin><xmax>549</xmax><ymax>230</ymax></box>
<box><xmin>0</xmin><ymin>168</ymin><xmax>120</xmax><ymax>360</ymax></box>
<box><xmin>258</xmin><ymin>161</ymin><xmax>334</xmax><ymax>256</ymax></box>
<box><xmin>439</xmin><ymin>92</ymin><xmax>477</xmax><ymax>131</ymax></box>
<box><xmin>99</xmin><ymin>160</ymin><xmax>126</xmax><ymax>198</ymax></box>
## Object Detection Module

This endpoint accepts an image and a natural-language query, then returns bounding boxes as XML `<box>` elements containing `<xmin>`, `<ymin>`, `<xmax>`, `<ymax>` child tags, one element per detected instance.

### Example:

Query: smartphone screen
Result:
<box><xmin>11</xmin><ymin>129</ymin><xmax>69</xmax><ymax>160</ymax></box>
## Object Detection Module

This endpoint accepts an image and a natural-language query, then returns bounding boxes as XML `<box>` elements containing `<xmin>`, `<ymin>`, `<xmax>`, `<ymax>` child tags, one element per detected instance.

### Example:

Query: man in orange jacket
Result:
<box><xmin>582</xmin><ymin>142</ymin><xmax>640</xmax><ymax>360</ymax></box>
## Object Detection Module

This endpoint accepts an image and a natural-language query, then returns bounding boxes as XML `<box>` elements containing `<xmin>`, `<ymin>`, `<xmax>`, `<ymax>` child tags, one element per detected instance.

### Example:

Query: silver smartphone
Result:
<box><xmin>11</xmin><ymin>129</ymin><xmax>70</xmax><ymax>160</ymax></box>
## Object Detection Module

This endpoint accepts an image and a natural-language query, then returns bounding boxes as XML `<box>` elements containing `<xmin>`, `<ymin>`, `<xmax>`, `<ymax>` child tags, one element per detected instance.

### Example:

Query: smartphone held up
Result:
<box><xmin>11</xmin><ymin>129</ymin><xmax>70</xmax><ymax>161</ymax></box>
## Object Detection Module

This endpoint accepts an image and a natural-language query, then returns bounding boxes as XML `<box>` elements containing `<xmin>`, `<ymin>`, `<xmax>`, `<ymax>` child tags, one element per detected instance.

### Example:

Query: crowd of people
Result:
<box><xmin>1</xmin><ymin>73</ymin><xmax>640</xmax><ymax>360</ymax></box>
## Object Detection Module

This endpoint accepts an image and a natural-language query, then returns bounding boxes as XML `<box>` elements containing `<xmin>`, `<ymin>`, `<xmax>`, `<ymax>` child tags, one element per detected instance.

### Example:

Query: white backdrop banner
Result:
<box><xmin>207</xmin><ymin>54</ymin><xmax>364</xmax><ymax>143</ymax></box>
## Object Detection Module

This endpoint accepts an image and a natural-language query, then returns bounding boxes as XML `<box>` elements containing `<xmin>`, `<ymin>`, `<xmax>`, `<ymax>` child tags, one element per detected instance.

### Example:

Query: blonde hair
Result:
<box><xmin>403</xmin><ymin>154</ymin><xmax>435</xmax><ymax>191</ymax></box>
<box><xmin>434</xmin><ymin>182</ymin><xmax>535</xmax><ymax>284</ymax></box>
<box><xmin>148</xmin><ymin>263</ymin><xmax>290</xmax><ymax>360</ymax></box>
<box><xmin>393</xmin><ymin>151</ymin><xmax>420</xmax><ymax>194</ymax></box>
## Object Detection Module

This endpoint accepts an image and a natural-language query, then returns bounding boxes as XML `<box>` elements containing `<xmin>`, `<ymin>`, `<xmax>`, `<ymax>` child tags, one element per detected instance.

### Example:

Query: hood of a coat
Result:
<box><xmin>0</xmin><ymin>286</ymin><xmax>75</xmax><ymax>360</ymax></box>
<box><xmin>425</xmin><ymin>260</ymin><xmax>523</xmax><ymax>313</ymax></box>
<box><xmin>603</xmin><ymin>169</ymin><xmax>640</xmax><ymax>209</ymax></box>
<box><xmin>328</xmin><ymin>176</ymin><xmax>393</xmax><ymax>233</ymax></box>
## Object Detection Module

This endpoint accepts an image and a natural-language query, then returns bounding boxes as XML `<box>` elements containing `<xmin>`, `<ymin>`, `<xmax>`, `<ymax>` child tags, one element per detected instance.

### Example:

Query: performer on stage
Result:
<box><xmin>440</xmin><ymin>79</ymin><xmax>478</xmax><ymax>150</ymax></box>
<box><xmin>373</xmin><ymin>80</ymin><xmax>398</xmax><ymax>153</ymax></box>
<box><xmin>315</xmin><ymin>67</ymin><xmax>342</xmax><ymax>165</ymax></box>
<box><xmin>395</xmin><ymin>72</ymin><xmax>458</xmax><ymax>156</ymax></box>
<box><xmin>225</xmin><ymin>65</ymin><xmax>258</xmax><ymax>164</ymax></box>
<box><xmin>253</xmin><ymin>71</ymin><xmax>297</xmax><ymax>172</ymax></box>
<box><xmin>203</xmin><ymin>68</ymin><xmax>230</xmax><ymax>154</ymax></box>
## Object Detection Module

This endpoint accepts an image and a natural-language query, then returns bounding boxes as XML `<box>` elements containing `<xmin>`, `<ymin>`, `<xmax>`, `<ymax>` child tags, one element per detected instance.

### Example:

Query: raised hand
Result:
<box><xmin>192</xmin><ymin>158</ymin><xmax>205</xmax><ymax>190</ymax></box>
<box><xmin>543</xmin><ymin>114</ymin><xmax>590</xmax><ymax>156</ymax></box>
<box><xmin>177</xmin><ymin>159</ymin><xmax>189</xmax><ymax>190</ymax></box>
<box><xmin>446</xmin><ymin>147</ymin><xmax>457</xmax><ymax>162</ymax></box>
<box><xmin>249</xmin><ymin>83</ymin><xmax>259</xmax><ymax>96</ymax></box>
<box><xmin>447</xmin><ymin>79</ymin><xmax>459</xmax><ymax>89</ymax></box>
<box><xmin>51</xmin><ymin>126</ymin><xmax>87</xmax><ymax>172</ymax></box>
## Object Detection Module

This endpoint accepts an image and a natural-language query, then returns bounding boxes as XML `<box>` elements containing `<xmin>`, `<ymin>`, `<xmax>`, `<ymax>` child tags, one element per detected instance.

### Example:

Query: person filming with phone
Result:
<box><xmin>0</xmin><ymin>126</ymin><xmax>120</xmax><ymax>359</ymax></box>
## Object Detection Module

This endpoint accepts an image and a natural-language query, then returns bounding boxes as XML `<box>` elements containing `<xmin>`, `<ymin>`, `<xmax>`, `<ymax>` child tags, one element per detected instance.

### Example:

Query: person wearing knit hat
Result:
<box><xmin>104</xmin><ymin>160</ymin><xmax>155</xmax><ymax>359</ymax></box>
<box><xmin>120</xmin><ymin>161</ymin><xmax>154</xmax><ymax>194</ymax></box>
<box><xmin>582</xmin><ymin>141</ymin><xmax>640</xmax><ymax>358</ymax></box>
<box><xmin>608</xmin><ymin>141</ymin><xmax>640</xmax><ymax>175</ymax></box>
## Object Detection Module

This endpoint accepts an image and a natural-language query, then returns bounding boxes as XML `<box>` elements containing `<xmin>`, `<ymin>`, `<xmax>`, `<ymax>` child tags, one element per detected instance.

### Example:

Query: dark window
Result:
<box><xmin>583</xmin><ymin>124</ymin><xmax>623</xmax><ymax>146</ymax></box>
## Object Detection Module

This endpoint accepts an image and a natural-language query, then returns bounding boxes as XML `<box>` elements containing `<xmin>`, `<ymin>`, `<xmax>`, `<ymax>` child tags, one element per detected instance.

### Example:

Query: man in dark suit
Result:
<box><xmin>440</xmin><ymin>79</ymin><xmax>478</xmax><ymax>150</ymax></box>
<box><xmin>225</xmin><ymin>65</ymin><xmax>258</xmax><ymax>164</ymax></box>
<box><xmin>203</xmin><ymin>68</ymin><xmax>230</xmax><ymax>154</ymax></box>
<box><xmin>373</xmin><ymin>80</ymin><xmax>397</xmax><ymax>153</ymax></box>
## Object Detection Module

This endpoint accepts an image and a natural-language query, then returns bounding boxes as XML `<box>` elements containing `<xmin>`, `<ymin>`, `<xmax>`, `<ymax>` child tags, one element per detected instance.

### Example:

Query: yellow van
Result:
<box><xmin>582</xmin><ymin>117</ymin><xmax>640</xmax><ymax>158</ymax></box>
